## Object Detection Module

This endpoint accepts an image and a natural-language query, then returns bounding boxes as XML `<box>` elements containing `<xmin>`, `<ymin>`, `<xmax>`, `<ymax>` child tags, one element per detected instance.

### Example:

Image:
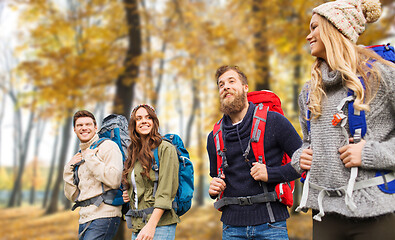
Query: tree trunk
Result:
<box><xmin>152</xmin><ymin>40</ymin><xmax>167</xmax><ymax>108</ymax></box>
<box><xmin>113</xmin><ymin>1</ymin><xmax>142</xmax><ymax>239</ymax></box>
<box><xmin>45</xmin><ymin>116</ymin><xmax>72</xmax><ymax>214</ymax></box>
<box><xmin>0</xmin><ymin>93</ymin><xmax>5</xmax><ymax>167</ymax></box>
<box><xmin>195</xmin><ymin>99</ymin><xmax>204</xmax><ymax>207</ymax></box>
<box><xmin>43</xmin><ymin>127</ymin><xmax>60</xmax><ymax>208</ymax></box>
<box><xmin>184</xmin><ymin>78</ymin><xmax>199</xmax><ymax>148</ymax></box>
<box><xmin>8</xmin><ymin>109</ymin><xmax>35</xmax><ymax>207</ymax></box>
<box><xmin>29</xmin><ymin>158</ymin><xmax>37</xmax><ymax>205</ymax></box>
<box><xmin>293</xmin><ymin>54</ymin><xmax>302</xmax><ymax>114</ymax></box>
<box><xmin>113</xmin><ymin>0</ymin><xmax>142</xmax><ymax>118</ymax></box>
<box><xmin>29</xmin><ymin>119</ymin><xmax>45</xmax><ymax>205</ymax></box>
<box><xmin>252</xmin><ymin>0</ymin><xmax>270</xmax><ymax>91</ymax></box>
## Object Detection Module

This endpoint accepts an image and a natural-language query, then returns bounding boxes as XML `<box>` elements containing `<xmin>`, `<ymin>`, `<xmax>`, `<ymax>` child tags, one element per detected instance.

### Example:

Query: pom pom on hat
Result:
<box><xmin>313</xmin><ymin>0</ymin><xmax>382</xmax><ymax>43</ymax></box>
<box><xmin>362</xmin><ymin>0</ymin><xmax>381</xmax><ymax>23</ymax></box>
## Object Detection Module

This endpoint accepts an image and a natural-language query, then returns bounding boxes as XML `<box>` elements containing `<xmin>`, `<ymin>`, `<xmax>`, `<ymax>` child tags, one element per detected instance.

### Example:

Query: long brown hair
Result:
<box><xmin>122</xmin><ymin>105</ymin><xmax>162</xmax><ymax>190</ymax></box>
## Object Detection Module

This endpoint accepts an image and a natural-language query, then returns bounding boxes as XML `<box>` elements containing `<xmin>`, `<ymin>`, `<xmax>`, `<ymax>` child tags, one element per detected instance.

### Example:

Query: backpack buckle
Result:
<box><xmin>237</xmin><ymin>196</ymin><xmax>253</xmax><ymax>205</ymax></box>
<box><xmin>332</xmin><ymin>112</ymin><xmax>346</xmax><ymax>126</ymax></box>
<box><xmin>324</xmin><ymin>189</ymin><xmax>344</xmax><ymax>197</ymax></box>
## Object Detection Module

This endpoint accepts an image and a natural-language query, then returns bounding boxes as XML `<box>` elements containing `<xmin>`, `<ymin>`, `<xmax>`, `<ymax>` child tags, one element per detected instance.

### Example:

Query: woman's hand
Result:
<box><xmin>136</xmin><ymin>223</ymin><xmax>156</xmax><ymax>240</ymax></box>
<box><xmin>339</xmin><ymin>138</ymin><xmax>365</xmax><ymax>168</ymax></box>
<box><xmin>122</xmin><ymin>190</ymin><xmax>130</xmax><ymax>203</ymax></box>
<box><xmin>300</xmin><ymin>148</ymin><xmax>313</xmax><ymax>170</ymax></box>
<box><xmin>136</xmin><ymin>208</ymin><xmax>164</xmax><ymax>240</ymax></box>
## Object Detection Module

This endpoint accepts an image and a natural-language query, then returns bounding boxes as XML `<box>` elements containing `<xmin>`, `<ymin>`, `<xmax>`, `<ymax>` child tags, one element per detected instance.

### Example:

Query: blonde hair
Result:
<box><xmin>308</xmin><ymin>14</ymin><xmax>392</xmax><ymax>119</ymax></box>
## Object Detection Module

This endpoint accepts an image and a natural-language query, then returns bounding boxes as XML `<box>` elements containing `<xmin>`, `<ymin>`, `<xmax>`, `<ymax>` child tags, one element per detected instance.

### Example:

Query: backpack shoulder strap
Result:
<box><xmin>250</xmin><ymin>104</ymin><xmax>269</xmax><ymax>164</ymax></box>
<box><xmin>90</xmin><ymin>137</ymin><xmax>110</xmax><ymax>149</ymax></box>
<box><xmin>151</xmin><ymin>147</ymin><xmax>160</xmax><ymax>197</ymax></box>
<box><xmin>347</xmin><ymin>77</ymin><xmax>367</xmax><ymax>142</ymax></box>
<box><xmin>306</xmin><ymin>91</ymin><xmax>311</xmax><ymax>136</ymax></box>
<box><xmin>213</xmin><ymin>119</ymin><xmax>226</xmax><ymax>177</ymax></box>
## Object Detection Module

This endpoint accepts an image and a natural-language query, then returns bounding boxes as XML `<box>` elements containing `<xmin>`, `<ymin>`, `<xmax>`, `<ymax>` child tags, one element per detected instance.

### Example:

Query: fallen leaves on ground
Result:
<box><xmin>0</xmin><ymin>205</ymin><xmax>312</xmax><ymax>240</ymax></box>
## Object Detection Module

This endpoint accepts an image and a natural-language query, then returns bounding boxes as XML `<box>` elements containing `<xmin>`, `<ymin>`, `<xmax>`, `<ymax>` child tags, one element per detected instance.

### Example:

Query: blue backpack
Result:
<box><xmin>72</xmin><ymin>114</ymin><xmax>130</xmax><ymax>210</ymax></box>
<box><xmin>152</xmin><ymin>134</ymin><xmax>194</xmax><ymax>216</ymax></box>
<box><xmin>302</xmin><ymin>43</ymin><xmax>395</xmax><ymax>194</ymax></box>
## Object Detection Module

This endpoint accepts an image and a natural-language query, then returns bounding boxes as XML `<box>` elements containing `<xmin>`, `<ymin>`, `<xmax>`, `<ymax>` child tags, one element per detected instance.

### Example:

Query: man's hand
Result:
<box><xmin>122</xmin><ymin>190</ymin><xmax>130</xmax><ymax>203</ymax></box>
<box><xmin>209</xmin><ymin>174</ymin><xmax>226</xmax><ymax>197</ymax></box>
<box><xmin>250</xmin><ymin>162</ymin><xmax>268</xmax><ymax>182</ymax></box>
<box><xmin>82</xmin><ymin>148</ymin><xmax>99</xmax><ymax>160</ymax></box>
<box><xmin>339</xmin><ymin>138</ymin><xmax>365</xmax><ymax>168</ymax></box>
<box><xmin>300</xmin><ymin>148</ymin><xmax>313</xmax><ymax>170</ymax></box>
<box><xmin>69</xmin><ymin>152</ymin><xmax>82</xmax><ymax>166</ymax></box>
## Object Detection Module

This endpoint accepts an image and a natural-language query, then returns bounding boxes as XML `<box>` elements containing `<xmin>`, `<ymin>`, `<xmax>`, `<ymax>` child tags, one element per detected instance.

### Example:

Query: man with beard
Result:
<box><xmin>206</xmin><ymin>65</ymin><xmax>302</xmax><ymax>240</ymax></box>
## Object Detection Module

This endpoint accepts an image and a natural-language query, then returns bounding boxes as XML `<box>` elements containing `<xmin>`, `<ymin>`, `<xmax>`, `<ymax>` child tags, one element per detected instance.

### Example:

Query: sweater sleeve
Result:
<box><xmin>154</xmin><ymin>141</ymin><xmax>179</xmax><ymax>210</ymax></box>
<box><xmin>290</xmin><ymin>87</ymin><xmax>312</xmax><ymax>174</ymax></box>
<box><xmin>361</xmin><ymin>62</ymin><xmax>395</xmax><ymax>170</ymax></box>
<box><xmin>63</xmin><ymin>160</ymin><xmax>79</xmax><ymax>201</ymax></box>
<box><xmin>265</xmin><ymin>111</ymin><xmax>302</xmax><ymax>183</ymax></box>
<box><xmin>83</xmin><ymin>140</ymin><xmax>123</xmax><ymax>189</ymax></box>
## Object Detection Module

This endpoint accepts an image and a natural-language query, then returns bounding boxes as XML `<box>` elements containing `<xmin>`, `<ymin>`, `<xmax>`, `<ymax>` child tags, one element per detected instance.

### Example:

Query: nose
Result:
<box><xmin>306</xmin><ymin>32</ymin><xmax>312</xmax><ymax>42</ymax></box>
<box><xmin>223</xmin><ymin>81</ymin><xmax>230</xmax><ymax>90</ymax></box>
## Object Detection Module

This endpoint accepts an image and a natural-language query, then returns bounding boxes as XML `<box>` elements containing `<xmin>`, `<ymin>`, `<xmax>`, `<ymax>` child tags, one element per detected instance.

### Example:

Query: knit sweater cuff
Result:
<box><xmin>291</xmin><ymin>148</ymin><xmax>304</xmax><ymax>174</ymax></box>
<box><xmin>361</xmin><ymin>140</ymin><xmax>377</xmax><ymax>169</ymax></box>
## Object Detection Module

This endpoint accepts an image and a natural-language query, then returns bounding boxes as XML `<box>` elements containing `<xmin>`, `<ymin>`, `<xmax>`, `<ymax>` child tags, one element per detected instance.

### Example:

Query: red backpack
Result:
<box><xmin>212</xmin><ymin>90</ymin><xmax>294</xmax><ymax>209</ymax></box>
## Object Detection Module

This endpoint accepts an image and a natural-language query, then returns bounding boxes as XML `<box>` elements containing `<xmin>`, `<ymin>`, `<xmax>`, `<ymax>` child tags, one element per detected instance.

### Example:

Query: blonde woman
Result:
<box><xmin>291</xmin><ymin>0</ymin><xmax>395</xmax><ymax>239</ymax></box>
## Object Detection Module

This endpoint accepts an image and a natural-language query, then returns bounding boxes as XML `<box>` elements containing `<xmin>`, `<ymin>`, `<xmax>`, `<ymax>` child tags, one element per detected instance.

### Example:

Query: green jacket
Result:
<box><xmin>127</xmin><ymin>140</ymin><xmax>180</xmax><ymax>232</ymax></box>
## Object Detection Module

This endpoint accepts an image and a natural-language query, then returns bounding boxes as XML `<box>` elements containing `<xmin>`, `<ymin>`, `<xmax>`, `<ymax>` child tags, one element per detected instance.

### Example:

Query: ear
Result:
<box><xmin>244</xmin><ymin>84</ymin><xmax>249</xmax><ymax>93</ymax></box>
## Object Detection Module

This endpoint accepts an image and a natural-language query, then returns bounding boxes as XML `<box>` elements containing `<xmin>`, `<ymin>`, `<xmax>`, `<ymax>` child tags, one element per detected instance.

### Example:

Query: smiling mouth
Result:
<box><xmin>223</xmin><ymin>92</ymin><xmax>233</xmax><ymax>99</ymax></box>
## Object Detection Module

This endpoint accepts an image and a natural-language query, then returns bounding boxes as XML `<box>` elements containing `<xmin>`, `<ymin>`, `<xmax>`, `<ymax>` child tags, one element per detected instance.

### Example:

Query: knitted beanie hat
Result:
<box><xmin>313</xmin><ymin>0</ymin><xmax>382</xmax><ymax>43</ymax></box>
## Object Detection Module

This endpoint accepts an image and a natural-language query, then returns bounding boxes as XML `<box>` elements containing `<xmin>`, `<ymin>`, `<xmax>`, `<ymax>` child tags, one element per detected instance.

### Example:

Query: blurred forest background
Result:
<box><xmin>0</xmin><ymin>0</ymin><xmax>394</xmax><ymax>239</ymax></box>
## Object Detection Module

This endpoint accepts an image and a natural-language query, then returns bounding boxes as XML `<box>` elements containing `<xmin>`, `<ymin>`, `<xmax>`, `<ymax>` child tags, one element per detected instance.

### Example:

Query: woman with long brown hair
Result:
<box><xmin>122</xmin><ymin>104</ymin><xmax>179</xmax><ymax>240</ymax></box>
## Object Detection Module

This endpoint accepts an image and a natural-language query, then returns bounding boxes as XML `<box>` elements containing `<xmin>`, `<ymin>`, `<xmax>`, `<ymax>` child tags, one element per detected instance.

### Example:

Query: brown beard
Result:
<box><xmin>220</xmin><ymin>90</ymin><xmax>247</xmax><ymax>116</ymax></box>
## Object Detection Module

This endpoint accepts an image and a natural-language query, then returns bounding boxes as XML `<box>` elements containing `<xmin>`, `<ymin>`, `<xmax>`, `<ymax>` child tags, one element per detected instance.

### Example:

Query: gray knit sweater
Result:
<box><xmin>291</xmin><ymin>61</ymin><xmax>395</xmax><ymax>218</ymax></box>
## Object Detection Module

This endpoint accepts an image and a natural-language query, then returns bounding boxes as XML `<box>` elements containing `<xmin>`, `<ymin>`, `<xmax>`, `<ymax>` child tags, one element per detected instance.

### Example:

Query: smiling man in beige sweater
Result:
<box><xmin>63</xmin><ymin>110</ymin><xmax>123</xmax><ymax>240</ymax></box>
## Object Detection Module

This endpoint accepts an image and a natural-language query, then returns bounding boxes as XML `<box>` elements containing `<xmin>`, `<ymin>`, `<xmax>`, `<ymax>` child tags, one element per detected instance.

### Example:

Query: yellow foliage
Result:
<box><xmin>13</xmin><ymin>0</ymin><xmax>127</xmax><ymax>120</ymax></box>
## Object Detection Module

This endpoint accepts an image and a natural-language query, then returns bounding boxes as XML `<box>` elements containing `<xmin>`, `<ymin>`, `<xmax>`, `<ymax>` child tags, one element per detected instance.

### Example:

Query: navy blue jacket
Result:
<box><xmin>207</xmin><ymin>102</ymin><xmax>302</xmax><ymax>226</ymax></box>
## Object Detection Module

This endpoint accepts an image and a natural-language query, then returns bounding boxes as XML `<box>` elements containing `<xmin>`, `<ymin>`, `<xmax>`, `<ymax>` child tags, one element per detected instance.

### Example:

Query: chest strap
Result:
<box><xmin>71</xmin><ymin>188</ymin><xmax>119</xmax><ymax>211</ymax></box>
<box><xmin>125</xmin><ymin>207</ymin><xmax>154</xmax><ymax>228</ymax></box>
<box><xmin>124</xmin><ymin>201</ymin><xmax>178</xmax><ymax>229</ymax></box>
<box><xmin>298</xmin><ymin>171</ymin><xmax>395</xmax><ymax>221</ymax></box>
<box><xmin>213</xmin><ymin>191</ymin><xmax>277</xmax><ymax>210</ymax></box>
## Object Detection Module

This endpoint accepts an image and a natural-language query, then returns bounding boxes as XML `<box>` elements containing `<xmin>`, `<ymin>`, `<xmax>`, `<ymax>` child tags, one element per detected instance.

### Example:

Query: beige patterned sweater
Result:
<box><xmin>63</xmin><ymin>134</ymin><xmax>123</xmax><ymax>224</ymax></box>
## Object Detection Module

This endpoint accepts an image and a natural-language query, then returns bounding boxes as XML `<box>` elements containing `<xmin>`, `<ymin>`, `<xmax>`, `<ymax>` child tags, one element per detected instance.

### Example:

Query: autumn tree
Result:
<box><xmin>113</xmin><ymin>0</ymin><xmax>142</xmax><ymax>119</ymax></box>
<box><xmin>11</xmin><ymin>0</ymin><xmax>128</xmax><ymax>212</ymax></box>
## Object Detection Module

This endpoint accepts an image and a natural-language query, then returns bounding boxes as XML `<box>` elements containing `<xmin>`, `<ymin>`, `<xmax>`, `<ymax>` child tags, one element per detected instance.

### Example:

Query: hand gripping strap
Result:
<box><xmin>251</xmin><ymin>104</ymin><xmax>269</xmax><ymax>164</ymax></box>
